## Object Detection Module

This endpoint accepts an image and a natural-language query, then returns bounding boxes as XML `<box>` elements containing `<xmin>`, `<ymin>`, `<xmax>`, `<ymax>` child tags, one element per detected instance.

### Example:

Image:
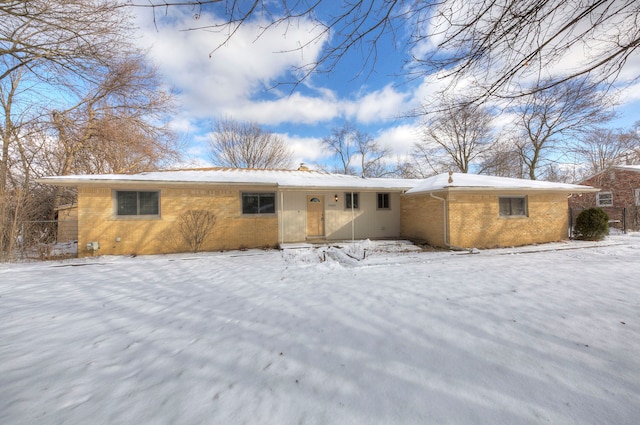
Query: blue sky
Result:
<box><xmin>132</xmin><ymin>3</ymin><xmax>640</xmax><ymax>170</ymax></box>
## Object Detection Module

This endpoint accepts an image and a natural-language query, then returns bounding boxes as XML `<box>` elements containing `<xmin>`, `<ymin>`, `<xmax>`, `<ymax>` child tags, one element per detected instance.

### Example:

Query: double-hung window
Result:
<box><xmin>116</xmin><ymin>191</ymin><xmax>160</xmax><ymax>216</ymax></box>
<box><xmin>242</xmin><ymin>192</ymin><xmax>276</xmax><ymax>214</ymax></box>
<box><xmin>377</xmin><ymin>193</ymin><xmax>390</xmax><ymax>209</ymax></box>
<box><xmin>596</xmin><ymin>191</ymin><xmax>613</xmax><ymax>207</ymax></box>
<box><xmin>499</xmin><ymin>196</ymin><xmax>527</xmax><ymax>217</ymax></box>
<box><xmin>345</xmin><ymin>192</ymin><xmax>359</xmax><ymax>209</ymax></box>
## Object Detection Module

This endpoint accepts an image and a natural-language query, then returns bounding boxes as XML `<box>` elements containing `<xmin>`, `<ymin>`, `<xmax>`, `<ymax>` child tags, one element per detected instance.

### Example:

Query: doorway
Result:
<box><xmin>306</xmin><ymin>195</ymin><xmax>325</xmax><ymax>237</ymax></box>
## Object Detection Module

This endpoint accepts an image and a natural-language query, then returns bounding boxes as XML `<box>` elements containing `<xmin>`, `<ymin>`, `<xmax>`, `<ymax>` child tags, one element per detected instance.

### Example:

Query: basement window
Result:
<box><xmin>499</xmin><ymin>196</ymin><xmax>527</xmax><ymax>217</ymax></box>
<box><xmin>597</xmin><ymin>191</ymin><xmax>613</xmax><ymax>207</ymax></box>
<box><xmin>242</xmin><ymin>192</ymin><xmax>276</xmax><ymax>214</ymax></box>
<box><xmin>116</xmin><ymin>191</ymin><xmax>160</xmax><ymax>216</ymax></box>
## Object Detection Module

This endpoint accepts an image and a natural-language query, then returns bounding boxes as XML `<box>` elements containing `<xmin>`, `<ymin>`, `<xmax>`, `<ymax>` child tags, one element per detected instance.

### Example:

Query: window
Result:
<box><xmin>499</xmin><ymin>196</ymin><xmax>527</xmax><ymax>217</ymax></box>
<box><xmin>634</xmin><ymin>189</ymin><xmax>640</xmax><ymax>206</ymax></box>
<box><xmin>242</xmin><ymin>192</ymin><xmax>276</xmax><ymax>214</ymax></box>
<box><xmin>345</xmin><ymin>192</ymin><xmax>359</xmax><ymax>209</ymax></box>
<box><xmin>377</xmin><ymin>193</ymin><xmax>390</xmax><ymax>209</ymax></box>
<box><xmin>116</xmin><ymin>191</ymin><xmax>159</xmax><ymax>216</ymax></box>
<box><xmin>596</xmin><ymin>191</ymin><xmax>613</xmax><ymax>207</ymax></box>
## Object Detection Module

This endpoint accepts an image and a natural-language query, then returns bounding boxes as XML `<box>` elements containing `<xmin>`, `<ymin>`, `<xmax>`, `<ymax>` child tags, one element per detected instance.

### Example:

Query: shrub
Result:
<box><xmin>178</xmin><ymin>210</ymin><xmax>217</xmax><ymax>252</ymax></box>
<box><xmin>574</xmin><ymin>208</ymin><xmax>609</xmax><ymax>241</ymax></box>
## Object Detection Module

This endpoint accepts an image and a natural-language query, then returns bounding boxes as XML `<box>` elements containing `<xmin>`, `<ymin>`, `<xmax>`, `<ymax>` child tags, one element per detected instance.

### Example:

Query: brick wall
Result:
<box><xmin>401</xmin><ymin>191</ymin><xmax>570</xmax><ymax>249</ymax></box>
<box><xmin>400</xmin><ymin>193</ymin><xmax>446</xmax><ymax>247</ymax></box>
<box><xmin>568</xmin><ymin>168</ymin><xmax>640</xmax><ymax>230</ymax></box>
<box><xmin>447</xmin><ymin>192</ymin><xmax>569</xmax><ymax>248</ymax></box>
<box><xmin>77</xmin><ymin>185</ymin><xmax>278</xmax><ymax>257</ymax></box>
<box><xmin>569</xmin><ymin>169</ymin><xmax>640</xmax><ymax>209</ymax></box>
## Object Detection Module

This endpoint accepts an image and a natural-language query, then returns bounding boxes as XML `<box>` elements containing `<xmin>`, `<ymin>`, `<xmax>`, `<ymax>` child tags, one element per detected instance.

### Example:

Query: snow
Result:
<box><xmin>2</xmin><ymin>236</ymin><xmax>640</xmax><ymax>424</ymax></box>
<box><xmin>406</xmin><ymin>172</ymin><xmax>596</xmax><ymax>193</ymax></box>
<box><xmin>37</xmin><ymin>168</ymin><xmax>418</xmax><ymax>190</ymax></box>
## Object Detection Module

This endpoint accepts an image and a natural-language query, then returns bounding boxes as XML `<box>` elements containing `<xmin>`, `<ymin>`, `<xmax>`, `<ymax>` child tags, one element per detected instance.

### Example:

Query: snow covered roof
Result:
<box><xmin>38</xmin><ymin>168</ymin><xmax>419</xmax><ymax>191</ymax></box>
<box><xmin>616</xmin><ymin>165</ymin><xmax>640</xmax><ymax>172</ymax></box>
<box><xmin>406</xmin><ymin>172</ymin><xmax>597</xmax><ymax>194</ymax></box>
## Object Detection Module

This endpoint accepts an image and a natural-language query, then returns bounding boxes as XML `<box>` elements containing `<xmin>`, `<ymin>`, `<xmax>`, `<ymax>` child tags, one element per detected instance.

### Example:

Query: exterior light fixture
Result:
<box><xmin>334</xmin><ymin>194</ymin><xmax>339</xmax><ymax>202</ymax></box>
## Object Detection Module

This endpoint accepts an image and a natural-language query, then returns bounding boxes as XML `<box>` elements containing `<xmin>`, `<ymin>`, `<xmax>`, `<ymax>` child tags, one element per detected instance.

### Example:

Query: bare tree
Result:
<box><xmin>412</xmin><ymin>100</ymin><xmax>494</xmax><ymax>174</ymax></box>
<box><xmin>1</xmin><ymin>0</ymin><xmax>133</xmax><ymax>83</ymax></box>
<box><xmin>178</xmin><ymin>210</ymin><xmax>216</xmax><ymax>253</ymax></box>
<box><xmin>512</xmin><ymin>77</ymin><xmax>613</xmax><ymax>180</ymax></box>
<box><xmin>147</xmin><ymin>1</ymin><xmax>640</xmax><ymax>101</ymax></box>
<box><xmin>0</xmin><ymin>2</ymin><xmax>177</xmax><ymax>260</ymax></box>
<box><xmin>573</xmin><ymin>128</ymin><xmax>640</xmax><ymax>177</ymax></box>
<box><xmin>321</xmin><ymin>123</ymin><xmax>357</xmax><ymax>175</ymax></box>
<box><xmin>479</xmin><ymin>139</ymin><xmax>525</xmax><ymax>179</ymax></box>
<box><xmin>321</xmin><ymin>123</ymin><xmax>393</xmax><ymax>177</ymax></box>
<box><xmin>209</xmin><ymin>118</ymin><xmax>293</xmax><ymax>169</ymax></box>
<box><xmin>49</xmin><ymin>57</ymin><xmax>179</xmax><ymax>178</ymax></box>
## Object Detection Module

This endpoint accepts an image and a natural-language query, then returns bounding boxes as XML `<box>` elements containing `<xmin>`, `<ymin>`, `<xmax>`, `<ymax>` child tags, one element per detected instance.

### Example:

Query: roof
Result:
<box><xmin>577</xmin><ymin>164</ymin><xmax>640</xmax><ymax>184</ymax></box>
<box><xmin>406</xmin><ymin>172</ymin><xmax>597</xmax><ymax>194</ymax></box>
<box><xmin>37</xmin><ymin>168</ymin><xmax>419</xmax><ymax>191</ymax></box>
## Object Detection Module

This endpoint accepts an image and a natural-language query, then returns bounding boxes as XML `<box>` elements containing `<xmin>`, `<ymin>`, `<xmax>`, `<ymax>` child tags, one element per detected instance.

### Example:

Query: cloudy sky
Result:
<box><xmin>131</xmin><ymin>3</ymin><xmax>640</xmax><ymax>169</ymax></box>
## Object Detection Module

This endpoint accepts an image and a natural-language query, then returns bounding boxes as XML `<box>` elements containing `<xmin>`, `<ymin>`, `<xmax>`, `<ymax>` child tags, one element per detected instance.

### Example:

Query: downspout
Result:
<box><xmin>279</xmin><ymin>191</ymin><xmax>284</xmax><ymax>246</ymax></box>
<box><xmin>430</xmin><ymin>192</ymin><xmax>468</xmax><ymax>251</ymax></box>
<box><xmin>430</xmin><ymin>192</ymin><xmax>449</xmax><ymax>247</ymax></box>
<box><xmin>351</xmin><ymin>191</ymin><xmax>355</xmax><ymax>241</ymax></box>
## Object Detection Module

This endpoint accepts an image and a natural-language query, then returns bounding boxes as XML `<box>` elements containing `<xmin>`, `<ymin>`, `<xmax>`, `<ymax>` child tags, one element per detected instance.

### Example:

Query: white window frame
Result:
<box><xmin>345</xmin><ymin>192</ymin><xmax>359</xmax><ymax>209</ymax></box>
<box><xmin>596</xmin><ymin>191</ymin><xmax>613</xmax><ymax>207</ymax></box>
<box><xmin>377</xmin><ymin>193</ymin><xmax>390</xmax><ymax>210</ymax></box>
<box><xmin>634</xmin><ymin>189</ymin><xmax>640</xmax><ymax>207</ymax></box>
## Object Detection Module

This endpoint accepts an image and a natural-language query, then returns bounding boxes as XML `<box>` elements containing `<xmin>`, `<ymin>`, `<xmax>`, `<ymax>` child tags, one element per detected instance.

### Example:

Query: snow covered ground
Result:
<box><xmin>1</xmin><ymin>236</ymin><xmax>639</xmax><ymax>424</ymax></box>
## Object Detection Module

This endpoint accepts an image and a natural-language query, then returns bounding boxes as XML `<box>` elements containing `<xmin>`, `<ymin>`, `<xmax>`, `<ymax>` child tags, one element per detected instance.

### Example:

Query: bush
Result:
<box><xmin>574</xmin><ymin>208</ymin><xmax>609</xmax><ymax>241</ymax></box>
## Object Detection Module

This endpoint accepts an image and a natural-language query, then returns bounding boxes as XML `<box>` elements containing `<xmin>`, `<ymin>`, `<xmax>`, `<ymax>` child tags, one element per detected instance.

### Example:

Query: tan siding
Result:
<box><xmin>326</xmin><ymin>191</ymin><xmax>401</xmax><ymax>240</ymax></box>
<box><xmin>281</xmin><ymin>192</ymin><xmax>307</xmax><ymax>242</ymax></box>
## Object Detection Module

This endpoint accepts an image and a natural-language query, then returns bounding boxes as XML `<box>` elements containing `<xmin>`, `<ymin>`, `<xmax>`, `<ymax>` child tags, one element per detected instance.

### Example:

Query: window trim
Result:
<box><xmin>241</xmin><ymin>192</ymin><xmax>276</xmax><ymax>215</ymax></box>
<box><xmin>114</xmin><ymin>190</ymin><xmax>161</xmax><ymax>218</ymax></box>
<box><xmin>498</xmin><ymin>196</ymin><xmax>528</xmax><ymax>217</ymax></box>
<box><xmin>596</xmin><ymin>191</ymin><xmax>613</xmax><ymax>207</ymax></box>
<box><xmin>345</xmin><ymin>192</ymin><xmax>360</xmax><ymax>209</ymax></box>
<box><xmin>635</xmin><ymin>189</ymin><xmax>640</xmax><ymax>207</ymax></box>
<box><xmin>377</xmin><ymin>192</ymin><xmax>390</xmax><ymax>210</ymax></box>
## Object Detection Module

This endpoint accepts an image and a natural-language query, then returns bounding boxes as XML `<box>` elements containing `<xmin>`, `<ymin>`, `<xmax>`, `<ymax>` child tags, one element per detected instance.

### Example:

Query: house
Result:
<box><xmin>401</xmin><ymin>172</ymin><xmax>598</xmax><ymax>249</ymax></box>
<box><xmin>569</xmin><ymin>165</ymin><xmax>640</xmax><ymax>231</ymax></box>
<box><xmin>39</xmin><ymin>168</ymin><xmax>416</xmax><ymax>257</ymax></box>
<box><xmin>38</xmin><ymin>168</ymin><xmax>597</xmax><ymax>257</ymax></box>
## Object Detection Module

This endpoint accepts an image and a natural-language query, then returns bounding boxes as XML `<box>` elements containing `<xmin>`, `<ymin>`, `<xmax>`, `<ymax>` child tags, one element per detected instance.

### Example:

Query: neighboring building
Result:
<box><xmin>569</xmin><ymin>165</ymin><xmax>640</xmax><ymax>231</ymax></box>
<box><xmin>401</xmin><ymin>172</ymin><xmax>598</xmax><ymax>249</ymax></box>
<box><xmin>39</xmin><ymin>168</ymin><xmax>597</xmax><ymax>257</ymax></box>
<box><xmin>54</xmin><ymin>204</ymin><xmax>78</xmax><ymax>243</ymax></box>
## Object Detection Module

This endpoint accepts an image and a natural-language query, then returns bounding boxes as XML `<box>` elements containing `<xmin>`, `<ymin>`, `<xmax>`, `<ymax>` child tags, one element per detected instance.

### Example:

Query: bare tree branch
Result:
<box><xmin>208</xmin><ymin>117</ymin><xmax>294</xmax><ymax>169</ymax></box>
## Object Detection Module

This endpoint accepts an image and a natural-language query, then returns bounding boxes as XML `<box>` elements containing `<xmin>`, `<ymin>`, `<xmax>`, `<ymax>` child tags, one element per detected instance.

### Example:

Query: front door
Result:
<box><xmin>306</xmin><ymin>195</ymin><xmax>325</xmax><ymax>237</ymax></box>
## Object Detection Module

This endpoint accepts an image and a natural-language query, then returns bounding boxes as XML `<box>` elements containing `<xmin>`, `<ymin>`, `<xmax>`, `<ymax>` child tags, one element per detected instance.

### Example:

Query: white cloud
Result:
<box><xmin>134</xmin><ymin>9</ymin><xmax>329</xmax><ymax>121</ymax></box>
<box><xmin>344</xmin><ymin>84</ymin><xmax>411</xmax><ymax>123</ymax></box>
<box><xmin>223</xmin><ymin>93</ymin><xmax>340</xmax><ymax>125</ymax></box>
<box><xmin>376</xmin><ymin>123</ymin><xmax>421</xmax><ymax>157</ymax></box>
<box><xmin>279</xmin><ymin>133</ymin><xmax>327</xmax><ymax>165</ymax></box>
